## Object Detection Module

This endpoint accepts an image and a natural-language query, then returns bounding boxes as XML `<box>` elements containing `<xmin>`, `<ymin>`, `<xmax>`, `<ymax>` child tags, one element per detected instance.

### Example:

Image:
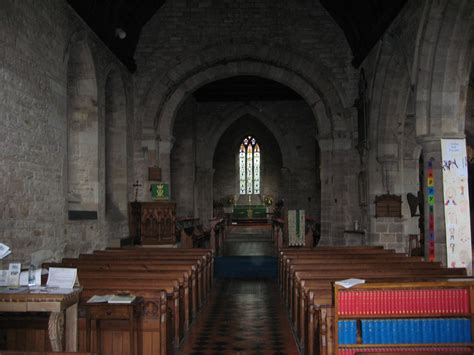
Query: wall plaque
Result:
<box><xmin>374</xmin><ymin>194</ymin><xmax>402</xmax><ymax>218</ymax></box>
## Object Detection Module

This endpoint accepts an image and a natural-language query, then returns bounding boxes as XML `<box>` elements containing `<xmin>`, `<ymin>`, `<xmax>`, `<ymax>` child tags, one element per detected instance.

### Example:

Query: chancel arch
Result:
<box><xmin>66</xmin><ymin>39</ymin><xmax>99</xmax><ymax>219</ymax></box>
<box><xmin>104</xmin><ymin>68</ymin><xmax>128</xmax><ymax>220</ymax></box>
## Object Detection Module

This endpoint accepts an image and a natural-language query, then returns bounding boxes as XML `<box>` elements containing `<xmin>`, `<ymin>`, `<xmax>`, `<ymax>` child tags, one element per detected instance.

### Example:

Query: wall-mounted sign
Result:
<box><xmin>374</xmin><ymin>194</ymin><xmax>402</xmax><ymax>218</ymax></box>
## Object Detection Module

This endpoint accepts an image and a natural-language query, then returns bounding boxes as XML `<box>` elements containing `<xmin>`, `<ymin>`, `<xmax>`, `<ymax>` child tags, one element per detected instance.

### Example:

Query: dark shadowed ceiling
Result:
<box><xmin>67</xmin><ymin>0</ymin><xmax>407</xmax><ymax>75</ymax></box>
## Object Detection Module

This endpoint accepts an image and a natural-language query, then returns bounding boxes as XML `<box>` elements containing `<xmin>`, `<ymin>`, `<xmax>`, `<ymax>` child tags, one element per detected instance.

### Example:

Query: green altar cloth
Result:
<box><xmin>232</xmin><ymin>205</ymin><xmax>267</xmax><ymax>219</ymax></box>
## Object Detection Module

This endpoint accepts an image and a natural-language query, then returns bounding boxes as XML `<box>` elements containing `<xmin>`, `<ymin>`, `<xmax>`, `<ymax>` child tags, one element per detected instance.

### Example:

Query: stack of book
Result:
<box><xmin>359</xmin><ymin>318</ymin><xmax>471</xmax><ymax>344</ymax></box>
<box><xmin>338</xmin><ymin>348</ymin><xmax>473</xmax><ymax>355</ymax></box>
<box><xmin>338</xmin><ymin>288</ymin><xmax>470</xmax><ymax>316</ymax></box>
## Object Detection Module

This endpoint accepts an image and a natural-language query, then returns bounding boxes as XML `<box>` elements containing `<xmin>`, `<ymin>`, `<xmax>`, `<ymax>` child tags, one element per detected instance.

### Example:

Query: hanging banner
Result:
<box><xmin>441</xmin><ymin>139</ymin><xmax>472</xmax><ymax>274</ymax></box>
<box><xmin>427</xmin><ymin>158</ymin><xmax>435</xmax><ymax>262</ymax></box>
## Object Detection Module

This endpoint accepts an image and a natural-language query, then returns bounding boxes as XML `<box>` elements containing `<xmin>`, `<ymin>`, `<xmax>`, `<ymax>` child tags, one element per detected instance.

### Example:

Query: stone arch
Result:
<box><xmin>141</xmin><ymin>42</ymin><xmax>349</xmax><ymax>144</ymax></box>
<box><xmin>200</xmin><ymin>103</ymin><xmax>295</xmax><ymax>169</ymax></box>
<box><xmin>415</xmin><ymin>0</ymin><xmax>474</xmax><ymax>137</ymax></box>
<box><xmin>104</xmin><ymin>68</ymin><xmax>128</xmax><ymax>220</ymax></box>
<box><xmin>66</xmin><ymin>39</ymin><xmax>99</xmax><ymax>219</ymax></box>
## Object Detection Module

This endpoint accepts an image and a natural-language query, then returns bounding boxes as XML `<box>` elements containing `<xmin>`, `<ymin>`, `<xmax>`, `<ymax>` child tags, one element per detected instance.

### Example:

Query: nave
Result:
<box><xmin>178</xmin><ymin>278</ymin><xmax>299</xmax><ymax>355</ymax></box>
<box><xmin>179</xmin><ymin>225</ymin><xmax>299</xmax><ymax>354</ymax></box>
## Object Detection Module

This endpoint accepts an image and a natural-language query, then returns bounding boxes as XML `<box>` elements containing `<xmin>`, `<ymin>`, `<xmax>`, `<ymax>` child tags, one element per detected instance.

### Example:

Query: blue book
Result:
<box><xmin>372</xmin><ymin>319</ymin><xmax>385</xmax><ymax>344</ymax></box>
<box><xmin>366</xmin><ymin>320</ymin><xmax>372</xmax><ymax>344</ymax></box>
<box><xmin>433</xmin><ymin>319</ymin><xmax>444</xmax><ymax>343</ymax></box>
<box><xmin>349</xmin><ymin>320</ymin><xmax>357</xmax><ymax>344</ymax></box>
<box><xmin>361</xmin><ymin>320</ymin><xmax>368</xmax><ymax>344</ymax></box>
<box><xmin>445</xmin><ymin>318</ymin><xmax>453</xmax><ymax>343</ymax></box>
<box><xmin>464</xmin><ymin>319</ymin><xmax>472</xmax><ymax>342</ymax></box>
<box><xmin>414</xmin><ymin>319</ymin><xmax>421</xmax><ymax>343</ymax></box>
<box><xmin>338</xmin><ymin>320</ymin><xmax>345</xmax><ymax>344</ymax></box>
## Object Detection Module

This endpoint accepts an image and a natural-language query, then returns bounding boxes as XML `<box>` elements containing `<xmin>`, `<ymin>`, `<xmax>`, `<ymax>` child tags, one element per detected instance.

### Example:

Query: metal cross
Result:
<box><xmin>133</xmin><ymin>180</ymin><xmax>142</xmax><ymax>201</ymax></box>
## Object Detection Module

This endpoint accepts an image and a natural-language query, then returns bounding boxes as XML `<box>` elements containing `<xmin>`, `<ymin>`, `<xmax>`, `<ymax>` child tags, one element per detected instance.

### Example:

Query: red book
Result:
<box><xmin>354</xmin><ymin>291</ymin><xmax>360</xmax><ymax>315</ymax></box>
<box><xmin>461</xmin><ymin>288</ymin><xmax>469</xmax><ymax>313</ymax></box>
<box><xmin>338</xmin><ymin>291</ymin><xmax>344</xmax><ymax>315</ymax></box>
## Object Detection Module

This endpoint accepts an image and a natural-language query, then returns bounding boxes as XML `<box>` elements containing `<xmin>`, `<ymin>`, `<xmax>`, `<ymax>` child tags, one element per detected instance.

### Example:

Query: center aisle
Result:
<box><xmin>179</xmin><ymin>278</ymin><xmax>300</xmax><ymax>355</ymax></box>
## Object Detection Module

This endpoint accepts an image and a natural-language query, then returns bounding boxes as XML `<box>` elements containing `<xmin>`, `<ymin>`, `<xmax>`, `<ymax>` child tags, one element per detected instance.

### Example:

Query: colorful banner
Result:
<box><xmin>288</xmin><ymin>210</ymin><xmax>305</xmax><ymax>246</ymax></box>
<box><xmin>427</xmin><ymin>158</ymin><xmax>435</xmax><ymax>262</ymax></box>
<box><xmin>441</xmin><ymin>139</ymin><xmax>472</xmax><ymax>274</ymax></box>
<box><xmin>150</xmin><ymin>183</ymin><xmax>169</xmax><ymax>200</ymax></box>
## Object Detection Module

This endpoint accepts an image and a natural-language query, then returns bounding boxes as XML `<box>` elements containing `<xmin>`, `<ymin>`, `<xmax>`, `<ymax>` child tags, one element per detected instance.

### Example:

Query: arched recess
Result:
<box><xmin>212</xmin><ymin>114</ymin><xmax>284</xmax><ymax>206</ymax></box>
<box><xmin>66</xmin><ymin>40</ymin><xmax>99</xmax><ymax>219</ymax></box>
<box><xmin>202</xmin><ymin>103</ymin><xmax>295</xmax><ymax>169</ymax></box>
<box><xmin>105</xmin><ymin>69</ymin><xmax>128</xmax><ymax>220</ymax></box>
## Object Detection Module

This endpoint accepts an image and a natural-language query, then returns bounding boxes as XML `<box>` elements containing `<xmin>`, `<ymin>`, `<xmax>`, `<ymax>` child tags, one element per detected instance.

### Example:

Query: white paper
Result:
<box><xmin>29</xmin><ymin>287</ymin><xmax>77</xmax><ymax>295</ymax></box>
<box><xmin>7</xmin><ymin>263</ymin><xmax>21</xmax><ymax>286</ymax></box>
<box><xmin>87</xmin><ymin>294</ymin><xmax>113</xmax><ymax>303</ymax></box>
<box><xmin>46</xmin><ymin>267</ymin><xmax>77</xmax><ymax>289</ymax></box>
<box><xmin>19</xmin><ymin>269</ymin><xmax>42</xmax><ymax>286</ymax></box>
<box><xmin>0</xmin><ymin>243</ymin><xmax>11</xmax><ymax>259</ymax></box>
<box><xmin>108</xmin><ymin>294</ymin><xmax>136</xmax><ymax>304</ymax></box>
<box><xmin>0</xmin><ymin>270</ymin><xmax>9</xmax><ymax>286</ymax></box>
<box><xmin>334</xmin><ymin>278</ymin><xmax>366</xmax><ymax>289</ymax></box>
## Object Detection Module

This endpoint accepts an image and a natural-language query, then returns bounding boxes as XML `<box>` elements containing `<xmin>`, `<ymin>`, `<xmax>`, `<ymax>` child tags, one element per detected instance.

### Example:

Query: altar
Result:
<box><xmin>232</xmin><ymin>204</ymin><xmax>267</xmax><ymax>221</ymax></box>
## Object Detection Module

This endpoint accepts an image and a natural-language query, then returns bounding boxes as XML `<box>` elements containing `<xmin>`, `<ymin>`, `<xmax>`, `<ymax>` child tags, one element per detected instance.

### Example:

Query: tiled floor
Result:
<box><xmin>179</xmin><ymin>279</ymin><xmax>300</xmax><ymax>355</ymax></box>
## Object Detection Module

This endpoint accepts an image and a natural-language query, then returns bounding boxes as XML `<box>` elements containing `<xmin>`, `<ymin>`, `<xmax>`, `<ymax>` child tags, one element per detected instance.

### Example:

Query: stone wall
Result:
<box><xmin>0</xmin><ymin>1</ymin><xmax>134</xmax><ymax>266</ymax></box>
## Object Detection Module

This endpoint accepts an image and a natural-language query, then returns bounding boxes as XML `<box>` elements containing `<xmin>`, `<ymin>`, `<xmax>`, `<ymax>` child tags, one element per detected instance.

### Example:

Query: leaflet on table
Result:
<box><xmin>19</xmin><ymin>269</ymin><xmax>42</xmax><ymax>286</ymax></box>
<box><xmin>0</xmin><ymin>263</ymin><xmax>22</xmax><ymax>287</ymax></box>
<box><xmin>46</xmin><ymin>267</ymin><xmax>78</xmax><ymax>289</ymax></box>
<box><xmin>29</xmin><ymin>287</ymin><xmax>77</xmax><ymax>294</ymax></box>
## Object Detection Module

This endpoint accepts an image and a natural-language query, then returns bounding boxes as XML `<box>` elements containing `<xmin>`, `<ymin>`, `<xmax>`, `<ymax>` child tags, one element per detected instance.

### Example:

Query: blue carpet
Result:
<box><xmin>214</xmin><ymin>256</ymin><xmax>277</xmax><ymax>279</ymax></box>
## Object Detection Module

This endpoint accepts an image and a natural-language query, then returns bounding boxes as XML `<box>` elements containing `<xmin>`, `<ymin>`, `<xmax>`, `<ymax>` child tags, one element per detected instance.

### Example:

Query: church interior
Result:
<box><xmin>1</xmin><ymin>0</ymin><xmax>474</xmax><ymax>354</ymax></box>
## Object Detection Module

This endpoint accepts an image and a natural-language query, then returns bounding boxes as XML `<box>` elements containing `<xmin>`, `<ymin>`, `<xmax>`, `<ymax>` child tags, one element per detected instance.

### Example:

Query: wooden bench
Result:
<box><xmin>45</xmin><ymin>260</ymin><xmax>200</xmax><ymax>321</ymax></box>
<box><xmin>278</xmin><ymin>248</ymin><xmax>471</xmax><ymax>355</ymax></box>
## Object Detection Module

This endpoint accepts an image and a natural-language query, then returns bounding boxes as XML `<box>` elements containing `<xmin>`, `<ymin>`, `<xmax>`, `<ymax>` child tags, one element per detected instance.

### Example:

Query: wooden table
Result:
<box><xmin>0</xmin><ymin>287</ymin><xmax>81</xmax><ymax>352</ymax></box>
<box><xmin>85</xmin><ymin>297</ymin><xmax>142</xmax><ymax>355</ymax></box>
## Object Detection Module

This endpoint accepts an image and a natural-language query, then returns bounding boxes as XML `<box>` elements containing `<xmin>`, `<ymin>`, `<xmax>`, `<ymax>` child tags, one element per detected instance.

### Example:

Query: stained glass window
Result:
<box><xmin>238</xmin><ymin>135</ymin><xmax>260</xmax><ymax>195</ymax></box>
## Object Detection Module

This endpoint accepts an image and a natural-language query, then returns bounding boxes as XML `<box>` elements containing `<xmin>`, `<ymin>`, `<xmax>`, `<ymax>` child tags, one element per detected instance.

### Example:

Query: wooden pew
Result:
<box><xmin>42</xmin><ymin>248</ymin><xmax>213</xmax><ymax>354</ymax></box>
<box><xmin>335</xmin><ymin>281</ymin><xmax>474</xmax><ymax>355</ymax></box>
<box><xmin>278</xmin><ymin>248</ymin><xmax>470</xmax><ymax>355</ymax></box>
<box><xmin>77</xmin><ymin>278</ymin><xmax>181</xmax><ymax>350</ymax></box>
<box><xmin>300</xmin><ymin>273</ymin><xmax>469</xmax><ymax>354</ymax></box>
<box><xmin>78</xmin><ymin>252</ymin><xmax>210</xmax><ymax>304</ymax></box>
<box><xmin>95</xmin><ymin>248</ymin><xmax>214</xmax><ymax>294</ymax></box>
<box><xmin>45</xmin><ymin>260</ymin><xmax>200</xmax><ymax>321</ymax></box>
<box><xmin>78</xmin><ymin>286</ymin><xmax>168</xmax><ymax>355</ymax></box>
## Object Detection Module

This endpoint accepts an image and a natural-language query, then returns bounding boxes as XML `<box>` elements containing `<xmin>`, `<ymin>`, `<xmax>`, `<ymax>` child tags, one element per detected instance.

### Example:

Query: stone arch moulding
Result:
<box><xmin>141</xmin><ymin>42</ymin><xmax>350</xmax><ymax>143</ymax></box>
<box><xmin>104</xmin><ymin>68</ymin><xmax>128</xmax><ymax>221</ymax></box>
<box><xmin>201</xmin><ymin>104</ymin><xmax>294</xmax><ymax>169</ymax></box>
<box><xmin>66</xmin><ymin>38</ymin><xmax>99</xmax><ymax>220</ymax></box>
<box><xmin>415</xmin><ymin>0</ymin><xmax>474</xmax><ymax>138</ymax></box>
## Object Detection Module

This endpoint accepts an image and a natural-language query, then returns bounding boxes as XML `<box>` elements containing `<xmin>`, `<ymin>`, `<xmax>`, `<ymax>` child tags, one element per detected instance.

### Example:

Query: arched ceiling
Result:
<box><xmin>67</xmin><ymin>0</ymin><xmax>407</xmax><ymax>72</ymax></box>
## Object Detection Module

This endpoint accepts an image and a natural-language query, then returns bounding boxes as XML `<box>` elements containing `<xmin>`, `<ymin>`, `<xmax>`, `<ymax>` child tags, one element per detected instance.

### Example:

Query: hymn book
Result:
<box><xmin>87</xmin><ymin>294</ymin><xmax>136</xmax><ymax>304</ymax></box>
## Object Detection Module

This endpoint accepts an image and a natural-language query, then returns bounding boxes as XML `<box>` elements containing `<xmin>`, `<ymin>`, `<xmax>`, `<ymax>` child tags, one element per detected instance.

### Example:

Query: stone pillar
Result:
<box><xmin>318</xmin><ymin>136</ymin><xmax>354</xmax><ymax>246</ymax></box>
<box><xmin>195</xmin><ymin>166</ymin><xmax>214</xmax><ymax>227</ymax></box>
<box><xmin>157</xmin><ymin>137</ymin><xmax>174</xmax><ymax>186</ymax></box>
<box><xmin>419</xmin><ymin>137</ymin><xmax>446</xmax><ymax>265</ymax></box>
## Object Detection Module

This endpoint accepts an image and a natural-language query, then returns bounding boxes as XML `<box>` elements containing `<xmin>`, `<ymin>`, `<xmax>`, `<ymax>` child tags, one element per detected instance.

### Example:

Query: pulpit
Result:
<box><xmin>128</xmin><ymin>201</ymin><xmax>177</xmax><ymax>245</ymax></box>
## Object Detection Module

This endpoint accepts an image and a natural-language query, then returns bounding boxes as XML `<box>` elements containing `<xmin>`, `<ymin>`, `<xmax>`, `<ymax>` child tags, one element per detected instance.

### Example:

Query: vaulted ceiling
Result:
<box><xmin>67</xmin><ymin>0</ymin><xmax>407</xmax><ymax>72</ymax></box>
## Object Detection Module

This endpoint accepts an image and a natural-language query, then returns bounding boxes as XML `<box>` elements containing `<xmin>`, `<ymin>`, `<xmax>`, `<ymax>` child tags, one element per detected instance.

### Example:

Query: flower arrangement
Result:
<box><xmin>263</xmin><ymin>195</ymin><xmax>273</xmax><ymax>206</ymax></box>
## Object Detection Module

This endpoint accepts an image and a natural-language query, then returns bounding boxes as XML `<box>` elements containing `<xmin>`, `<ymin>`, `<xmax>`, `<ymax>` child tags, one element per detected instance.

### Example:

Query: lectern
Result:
<box><xmin>128</xmin><ymin>201</ymin><xmax>176</xmax><ymax>245</ymax></box>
